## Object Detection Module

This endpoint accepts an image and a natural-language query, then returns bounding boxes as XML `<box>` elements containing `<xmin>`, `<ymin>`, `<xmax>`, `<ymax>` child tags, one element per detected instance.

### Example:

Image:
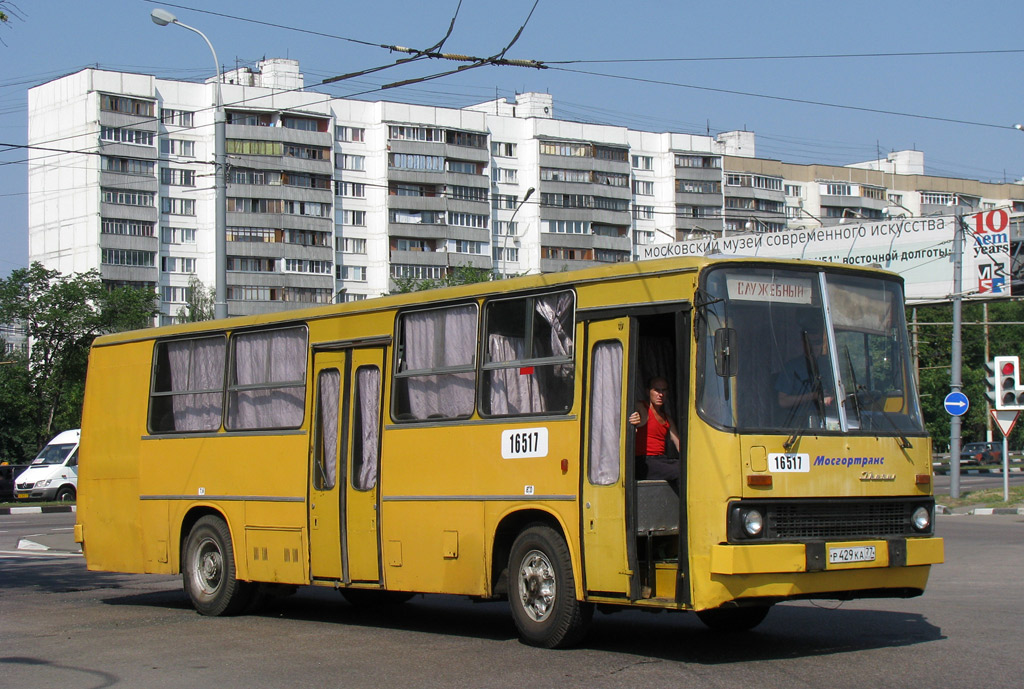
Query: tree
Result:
<box><xmin>390</xmin><ymin>265</ymin><xmax>495</xmax><ymax>294</ymax></box>
<box><xmin>0</xmin><ymin>263</ymin><xmax>158</xmax><ymax>453</ymax></box>
<box><xmin>176</xmin><ymin>274</ymin><xmax>215</xmax><ymax>322</ymax></box>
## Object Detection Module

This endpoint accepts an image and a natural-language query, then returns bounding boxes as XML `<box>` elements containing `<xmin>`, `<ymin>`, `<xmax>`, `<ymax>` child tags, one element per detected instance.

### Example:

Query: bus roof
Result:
<box><xmin>92</xmin><ymin>255</ymin><xmax>901</xmax><ymax>348</ymax></box>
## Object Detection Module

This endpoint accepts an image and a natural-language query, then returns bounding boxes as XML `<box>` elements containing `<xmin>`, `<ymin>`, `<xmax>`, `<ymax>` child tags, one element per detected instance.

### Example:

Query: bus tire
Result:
<box><xmin>182</xmin><ymin>516</ymin><xmax>251</xmax><ymax>616</ymax></box>
<box><xmin>696</xmin><ymin>604</ymin><xmax>771</xmax><ymax>632</ymax></box>
<box><xmin>54</xmin><ymin>485</ymin><xmax>76</xmax><ymax>503</ymax></box>
<box><xmin>508</xmin><ymin>525</ymin><xmax>593</xmax><ymax>648</ymax></box>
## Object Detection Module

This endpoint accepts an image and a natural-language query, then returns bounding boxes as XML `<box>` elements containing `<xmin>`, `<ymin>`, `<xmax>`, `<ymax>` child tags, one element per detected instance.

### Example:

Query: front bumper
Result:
<box><xmin>710</xmin><ymin>537</ymin><xmax>944</xmax><ymax>574</ymax></box>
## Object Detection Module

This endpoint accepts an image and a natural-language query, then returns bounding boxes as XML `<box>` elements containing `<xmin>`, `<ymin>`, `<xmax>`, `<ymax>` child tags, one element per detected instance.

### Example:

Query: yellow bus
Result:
<box><xmin>75</xmin><ymin>255</ymin><xmax>943</xmax><ymax>648</ymax></box>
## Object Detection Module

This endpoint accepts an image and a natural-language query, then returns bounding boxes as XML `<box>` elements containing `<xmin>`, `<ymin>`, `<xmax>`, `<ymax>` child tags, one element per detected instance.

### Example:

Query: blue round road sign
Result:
<box><xmin>944</xmin><ymin>391</ymin><xmax>969</xmax><ymax>416</ymax></box>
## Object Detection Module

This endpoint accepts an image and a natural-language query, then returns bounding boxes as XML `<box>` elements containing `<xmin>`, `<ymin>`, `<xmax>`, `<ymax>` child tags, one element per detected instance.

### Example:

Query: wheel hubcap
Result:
<box><xmin>194</xmin><ymin>537</ymin><xmax>223</xmax><ymax>594</ymax></box>
<box><xmin>518</xmin><ymin>549</ymin><xmax>556</xmax><ymax>622</ymax></box>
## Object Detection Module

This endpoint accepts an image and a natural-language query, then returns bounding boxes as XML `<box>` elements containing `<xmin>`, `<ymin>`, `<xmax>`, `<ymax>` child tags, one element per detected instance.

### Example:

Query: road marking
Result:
<box><xmin>0</xmin><ymin>550</ymin><xmax>82</xmax><ymax>558</ymax></box>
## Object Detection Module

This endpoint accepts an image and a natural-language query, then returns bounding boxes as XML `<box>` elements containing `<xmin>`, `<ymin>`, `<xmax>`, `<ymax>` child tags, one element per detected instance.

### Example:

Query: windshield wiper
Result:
<box><xmin>782</xmin><ymin>330</ymin><xmax>828</xmax><ymax>452</ymax></box>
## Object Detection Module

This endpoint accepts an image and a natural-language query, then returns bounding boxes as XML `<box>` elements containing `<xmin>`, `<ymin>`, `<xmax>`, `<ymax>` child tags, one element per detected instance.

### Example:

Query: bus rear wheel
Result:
<box><xmin>696</xmin><ymin>604</ymin><xmax>771</xmax><ymax>632</ymax></box>
<box><xmin>508</xmin><ymin>525</ymin><xmax>592</xmax><ymax>648</ymax></box>
<box><xmin>182</xmin><ymin>515</ymin><xmax>252</xmax><ymax>616</ymax></box>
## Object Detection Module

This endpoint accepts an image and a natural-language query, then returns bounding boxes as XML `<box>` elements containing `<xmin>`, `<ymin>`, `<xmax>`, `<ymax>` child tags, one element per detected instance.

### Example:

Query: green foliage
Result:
<box><xmin>0</xmin><ymin>263</ymin><xmax>158</xmax><ymax>454</ymax></box>
<box><xmin>913</xmin><ymin>300</ymin><xmax>1024</xmax><ymax>452</ymax></box>
<box><xmin>390</xmin><ymin>265</ymin><xmax>495</xmax><ymax>294</ymax></box>
<box><xmin>176</xmin><ymin>274</ymin><xmax>215</xmax><ymax>322</ymax></box>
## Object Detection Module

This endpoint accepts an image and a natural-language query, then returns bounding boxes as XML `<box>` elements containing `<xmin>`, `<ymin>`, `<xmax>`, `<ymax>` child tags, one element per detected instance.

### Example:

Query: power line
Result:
<box><xmin>545</xmin><ymin>48</ymin><xmax>1024</xmax><ymax>65</ymax></box>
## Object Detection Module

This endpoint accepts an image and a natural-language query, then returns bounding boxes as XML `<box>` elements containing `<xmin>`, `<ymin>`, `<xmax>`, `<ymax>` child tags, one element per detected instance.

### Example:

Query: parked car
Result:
<box><xmin>960</xmin><ymin>441</ymin><xmax>1001</xmax><ymax>466</ymax></box>
<box><xmin>14</xmin><ymin>429</ymin><xmax>80</xmax><ymax>502</ymax></box>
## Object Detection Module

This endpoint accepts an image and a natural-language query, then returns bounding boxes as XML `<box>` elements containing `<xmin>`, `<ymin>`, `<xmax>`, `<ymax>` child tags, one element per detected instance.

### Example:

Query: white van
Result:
<box><xmin>15</xmin><ymin>429</ymin><xmax>81</xmax><ymax>502</ymax></box>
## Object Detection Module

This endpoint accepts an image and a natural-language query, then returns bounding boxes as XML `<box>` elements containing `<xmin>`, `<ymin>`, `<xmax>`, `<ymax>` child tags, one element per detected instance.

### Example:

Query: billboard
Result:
<box><xmin>637</xmin><ymin>211</ymin><xmax>1011</xmax><ymax>303</ymax></box>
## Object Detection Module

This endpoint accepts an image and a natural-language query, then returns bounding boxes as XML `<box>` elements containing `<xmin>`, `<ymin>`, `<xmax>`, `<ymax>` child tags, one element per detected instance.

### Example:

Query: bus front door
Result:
<box><xmin>581</xmin><ymin>317</ymin><xmax>636</xmax><ymax>600</ymax></box>
<box><xmin>309</xmin><ymin>348</ymin><xmax>385</xmax><ymax>585</ymax></box>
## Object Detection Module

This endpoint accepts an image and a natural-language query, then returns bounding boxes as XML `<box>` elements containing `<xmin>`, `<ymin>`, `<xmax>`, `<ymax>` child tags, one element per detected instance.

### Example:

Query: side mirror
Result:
<box><xmin>714</xmin><ymin>327</ymin><xmax>738</xmax><ymax>377</ymax></box>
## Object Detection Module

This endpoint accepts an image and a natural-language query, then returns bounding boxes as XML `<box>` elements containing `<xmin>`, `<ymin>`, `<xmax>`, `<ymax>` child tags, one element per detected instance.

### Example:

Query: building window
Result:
<box><xmin>493</xmin><ymin>194</ymin><xmax>518</xmax><ymax>210</ymax></box>
<box><xmin>100</xmin><ymin>95</ymin><xmax>154</xmax><ymax>117</ymax></box>
<box><xmin>450</xmin><ymin>240</ymin><xmax>483</xmax><ymax>254</ymax></box>
<box><xmin>160</xmin><ymin>198</ymin><xmax>196</xmax><ymax>215</ymax></box>
<box><xmin>102</xmin><ymin>157</ymin><xmax>155</xmax><ymax>176</ymax></box>
<box><xmin>340</xmin><ymin>265</ymin><xmax>367</xmax><ymax>281</ymax></box>
<box><xmin>100</xmin><ymin>126</ymin><xmax>154</xmax><ymax>146</ymax></box>
<box><xmin>102</xmin><ymin>188</ymin><xmax>154</xmax><ymax>207</ymax></box>
<box><xmin>540</xmin><ymin>141</ymin><xmax>591</xmax><ymax>157</ymax></box>
<box><xmin>160</xmin><ymin>167</ymin><xmax>196</xmax><ymax>187</ymax></box>
<box><xmin>493</xmin><ymin>246</ymin><xmax>519</xmax><ymax>262</ymax></box>
<box><xmin>448</xmin><ymin>212</ymin><xmax>488</xmax><ymax>229</ymax></box>
<box><xmin>162</xmin><ymin>256</ymin><xmax>197</xmax><ymax>273</ymax></box>
<box><xmin>391</xmin><ymin>264</ymin><xmax>444</xmax><ymax>280</ymax></box>
<box><xmin>633</xmin><ymin>180</ymin><xmax>655</xmax><ymax>196</ymax></box>
<box><xmin>282</xmin><ymin>116</ymin><xmax>324</xmax><ymax>132</ymax></box>
<box><xmin>102</xmin><ymin>219</ymin><xmax>155</xmax><ymax>237</ymax></box>
<box><xmin>228</xmin><ymin>227</ymin><xmax>278</xmax><ymax>243</ymax></box>
<box><xmin>492</xmin><ymin>167</ymin><xmax>518</xmax><ymax>184</ymax></box>
<box><xmin>543</xmin><ymin>219</ymin><xmax>589</xmax><ymax>234</ymax></box>
<box><xmin>446</xmin><ymin>130</ymin><xmax>487</xmax><ymax>148</ymax></box>
<box><xmin>921</xmin><ymin>192</ymin><xmax>954</xmax><ymax>205</ymax></box>
<box><xmin>160</xmin><ymin>109</ymin><xmax>194</xmax><ymax>127</ymax></box>
<box><xmin>494</xmin><ymin>220</ymin><xmax>518</xmax><ymax>236</ymax></box>
<box><xmin>226</xmin><ymin>111</ymin><xmax>271</xmax><ymax>127</ymax></box>
<box><xmin>675</xmin><ymin>179</ymin><xmax>721</xmax><ymax>194</ymax></box>
<box><xmin>338</xmin><ymin>154</ymin><xmax>366</xmax><ymax>171</ymax></box>
<box><xmin>823</xmin><ymin>183</ymin><xmax>852</xmax><ymax>196</ymax></box>
<box><xmin>102</xmin><ymin>249</ymin><xmax>156</xmax><ymax>266</ymax></box>
<box><xmin>226</xmin><ymin>139</ymin><xmax>284</xmax><ymax>156</ymax></box>
<box><xmin>226</xmin><ymin>257</ymin><xmax>277</xmax><ymax>272</ymax></box>
<box><xmin>448</xmin><ymin>185</ymin><xmax>487</xmax><ymax>202</ymax></box>
<box><xmin>633</xmin><ymin>205</ymin><xmax>655</xmax><ymax>220</ymax></box>
<box><xmin>343</xmin><ymin>210</ymin><xmax>367</xmax><ymax>226</ymax></box>
<box><xmin>284</xmin><ymin>259</ymin><xmax>332</xmax><ymax>274</ymax></box>
<box><xmin>447</xmin><ymin>160</ymin><xmax>482</xmax><ymax>175</ymax></box>
<box><xmin>861</xmin><ymin>186</ymin><xmax>885</xmax><ymax>201</ymax></box>
<box><xmin>388</xmin><ymin>153</ymin><xmax>443</xmax><ymax>171</ymax></box>
<box><xmin>336</xmin><ymin>181</ymin><xmax>366</xmax><ymax>197</ymax></box>
<box><xmin>284</xmin><ymin>144</ymin><xmax>329</xmax><ymax>160</ymax></box>
<box><xmin>785</xmin><ymin>184</ymin><xmax>802</xmax><ymax>196</ymax></box>
<box><xmin>283</xmin><ymin>200</ymin><xmax>332</xmax><ymax>218</ymax></box>
<box><xmin>336</xmin><ymin>126</ymin><xmax>366</xmax><ymax>142</ymax></box>
<box><xmin>675</xmin><ymin>154</ymin><xmax>720</xmax><ymax>169</ymax></box>
<box><xmin>160</xmin><ymin>138</ymin><xmax>195</xmax><ymax>157</ymax></box>
<box><xmin>339</xmin><ymin>237</ymin><xmax>367</xmax><ymax>254</ymax></box>
<box><xmin>632</xmin><ymin>155</ymin><xmax>653</xmax><ymax>170</ymax></box>
<box><xmin>388</xmin><ymin>125</ymin><xmax>443</xmax><ymax>142</ymax></box>
<box><xmin>161</xmin><ymin>227</ymin><xmax>196</xmax><ymax>244</ymax></box>
<box><xmin>540</xmin><ymin>168</ymin><xmax>590</xmax><ymax>183</ymax></box>
<box><xmin>491</xmin><ymin>141</ymin><xmax>517</xmax><ymax>157</ymax></box>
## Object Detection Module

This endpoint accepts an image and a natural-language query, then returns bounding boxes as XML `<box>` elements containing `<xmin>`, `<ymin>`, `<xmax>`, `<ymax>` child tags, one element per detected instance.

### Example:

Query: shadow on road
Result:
<box><xmin>99</xmin><ymin>581</ymin><xmax>944</xmax><ymax>661</ymax></box>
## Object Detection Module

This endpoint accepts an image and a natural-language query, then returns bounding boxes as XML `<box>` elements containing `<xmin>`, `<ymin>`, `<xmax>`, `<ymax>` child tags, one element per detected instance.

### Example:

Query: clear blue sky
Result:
<box><xmin>2</xmin><ymin>0</ymin><xmax>1023</xmax><ymax>278</ymax></box>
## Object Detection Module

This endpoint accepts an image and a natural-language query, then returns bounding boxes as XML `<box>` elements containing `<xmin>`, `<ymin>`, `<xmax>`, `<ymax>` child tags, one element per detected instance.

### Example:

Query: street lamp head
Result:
<box><xmin>522</xmin><ymin>187</ymin><xmax>536</xmax><ymax>202</ymax></box>
<box><xmin>150</xmin><ymin>8</ymin><xmax>176</xmax><ymax>26</ymax></box>
<box><xmin>1014</xmin><ymin>123</ymin><xmax>1024</xmax><ymax>132</ymax></box>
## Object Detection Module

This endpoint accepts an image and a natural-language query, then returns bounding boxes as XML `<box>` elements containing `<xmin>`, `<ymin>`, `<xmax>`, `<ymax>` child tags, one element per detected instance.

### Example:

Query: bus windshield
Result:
<box><xmin>697</xmin><ymin>265</ymin><xmax>924</xmax><ymax>435</ymax></box>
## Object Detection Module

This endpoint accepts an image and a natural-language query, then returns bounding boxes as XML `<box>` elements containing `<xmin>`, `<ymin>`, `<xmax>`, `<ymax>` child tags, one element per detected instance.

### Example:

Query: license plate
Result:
<box><xmin>828</xmin><ymin>545</ymin><xmax>876</xmax><ymax>564</ymax></box>
<box><xmin>16</xmin><ymin>493</ymin><xmax>29</xmax><ymax>500</ymax></box>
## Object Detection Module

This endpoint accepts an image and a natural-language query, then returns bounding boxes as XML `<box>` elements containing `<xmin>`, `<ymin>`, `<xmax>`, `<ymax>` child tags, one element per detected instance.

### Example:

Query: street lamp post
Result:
<box><xmin>497</xmin><ymin>187</ymin><xmax>534</xmax><ymax>278</ymax></box>
<box><xmin>151</xmin><ymin>8</ymin><xmax>228</xmax><ymax>320</ymax></box>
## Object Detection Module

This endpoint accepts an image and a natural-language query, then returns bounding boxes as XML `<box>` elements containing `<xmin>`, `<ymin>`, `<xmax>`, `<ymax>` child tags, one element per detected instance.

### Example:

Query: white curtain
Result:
<box><xmin>228</xmin><ymin>327</ymin><xmax>307</xmax><ymax>429</ymax></box>
<box><xmin>403</xmin><ymin>306</ymin><xmax>475</xmax><ymax>419</ymax></box>
<box><xmin>354</xmin><ymin>366</ymin><xmax>380</xmax><ymax>490</ymax></box>
<box><xmin>317</xmin><ymin>369</ymin><xmax>340</xmax><ymax>489</ymax></box>
<box><xmin>487</xmin><ymin>334</ymin><xmax>544</xmax><ymax>414</ymax></box>
<box><xmin>167</xmin><ymin>337</ymin><xmax>225</xmax><ymax>431</ymax></box>
<box><xmin>589</xmin><ymin>341</ymin><xmax>623</xmax><ymax>485</ymax></box>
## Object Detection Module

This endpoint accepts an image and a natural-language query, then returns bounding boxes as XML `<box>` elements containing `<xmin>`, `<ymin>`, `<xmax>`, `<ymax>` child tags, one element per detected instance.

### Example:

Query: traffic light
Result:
<box><xmin>993</xmin><ymin>356</ymin><xmax>1024</xmax><ymax>410</ymax></box>
<box><xmin>985</xmin><ymin>360</ymin><xmax>999</xmax><ymax>408</ymax></box>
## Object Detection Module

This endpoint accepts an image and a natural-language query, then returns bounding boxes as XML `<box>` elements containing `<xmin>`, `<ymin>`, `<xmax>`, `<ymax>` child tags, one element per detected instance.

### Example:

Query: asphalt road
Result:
<box><xmin>1</xmin><ymin>511</ymin><xmax>1022</xmax><ymax>689</ymax></box>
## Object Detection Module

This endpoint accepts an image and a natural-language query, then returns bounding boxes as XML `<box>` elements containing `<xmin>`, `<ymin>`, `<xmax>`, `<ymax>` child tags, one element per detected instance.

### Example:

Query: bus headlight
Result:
<box><xmin>742</xmin><ymin>509</ymin><xmax>764</xmax><ymax>537</ymax></box>
<box><xmin>911</xmin><ymin>506</ymin><xmax>931</xmax><ymax>532</ymax></box>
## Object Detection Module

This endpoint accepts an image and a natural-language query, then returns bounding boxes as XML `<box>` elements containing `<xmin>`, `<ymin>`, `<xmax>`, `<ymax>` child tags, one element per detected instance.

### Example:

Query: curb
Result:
<box><xmin>932</xmin><ymin>467</ymin><xmax>1024</xmax><ymax>475</ymax></box>
<box><xmin>0</xmin><ymin>505</ymin><xmax>76</xmax><ymax>516</ymax></box>
<box><xmin>936</xmin><ymin>504</ymin><xmax>1024</xmax><ymax>515</ymax></box>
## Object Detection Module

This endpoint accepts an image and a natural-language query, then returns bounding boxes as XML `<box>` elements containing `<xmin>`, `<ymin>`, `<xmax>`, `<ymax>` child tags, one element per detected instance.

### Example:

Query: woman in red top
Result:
<box><xmin>629</xmin><ymin>377</ymin><xmax>681</xmax><ymax>480</ymax></box>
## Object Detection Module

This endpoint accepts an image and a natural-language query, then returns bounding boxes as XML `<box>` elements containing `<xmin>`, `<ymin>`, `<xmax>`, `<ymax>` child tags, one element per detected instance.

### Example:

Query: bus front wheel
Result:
<box><xmin>182</xmin><ymin>516</ymin><xmax>251</xmax><ymax>616</ymax></box>
<box><xmin>508</xmin><ymin>525</ymin><xmax>592</xmax><ymax>648</ymax></box>
<box><xmin>696</xmin><ymin>604</ymin><xmax>771</xmax><ymax>632</ymax></box>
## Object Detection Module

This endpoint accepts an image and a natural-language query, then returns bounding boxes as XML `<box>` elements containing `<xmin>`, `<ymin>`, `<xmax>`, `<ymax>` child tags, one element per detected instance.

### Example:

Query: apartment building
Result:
<box><xmin>27</xmin><ymin>58</ymin><xmax>1024</xmax><ymax>319</ymax></box>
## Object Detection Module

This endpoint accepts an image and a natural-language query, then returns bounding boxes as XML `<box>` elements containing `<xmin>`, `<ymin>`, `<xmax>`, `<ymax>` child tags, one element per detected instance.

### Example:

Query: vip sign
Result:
<box><xmin>970</xmin><ymin>209</ymin><xmax>1011</xmax><ymax>296</ymax></box>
